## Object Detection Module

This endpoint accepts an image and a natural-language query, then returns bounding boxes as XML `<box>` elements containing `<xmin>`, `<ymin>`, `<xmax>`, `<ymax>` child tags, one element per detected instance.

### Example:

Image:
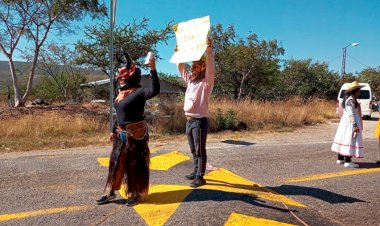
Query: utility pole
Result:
<box><xmin>341</xmin><ymin>47</ymin><xmax>347</xmax><ymax>83</ymax></box>
<box><xmin>109</xmin><ymin>0</ymin><xmax>117</xmax><ymax>131</ymax></box>
<box><xmin>341</xmin><ymin>42</ymin><xmax>359</xmax><ymax>83</ymax></box>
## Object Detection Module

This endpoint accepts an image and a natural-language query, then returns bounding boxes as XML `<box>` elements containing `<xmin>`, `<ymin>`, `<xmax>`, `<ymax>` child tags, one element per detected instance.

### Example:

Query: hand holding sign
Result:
<box><xmin>206</xmin><ymin>36</ymin><xmax>213</xmax><ymax>48</ymax></box>
<box><xmin>170</xmin><ymin>16</ymin><xmax>210</xmax><ymax>63</ymax></box>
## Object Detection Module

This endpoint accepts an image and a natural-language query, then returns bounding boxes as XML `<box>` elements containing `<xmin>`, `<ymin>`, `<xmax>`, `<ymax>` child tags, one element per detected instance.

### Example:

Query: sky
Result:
<box><xmin>1</xmin><ymin>0</ymin><xmax>380</xmax><ymax>76</ymax></box>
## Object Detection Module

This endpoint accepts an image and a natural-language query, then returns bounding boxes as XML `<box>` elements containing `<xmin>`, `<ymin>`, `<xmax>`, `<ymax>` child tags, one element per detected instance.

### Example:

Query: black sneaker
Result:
<box><xmin>190</xmin><ymin>177</ymin><xmax>206</xmax><ymax>188</ymax></box>
<box><xmin>185</xmin><ymin>172</ymin><xmax>196</xmax><ymax>180</ymax></box>
<box><xmin>96</xmin><ymin>191</ymin><xmax>116</xmax><ymax>205</ymax></box>
<box><xmin>126</xmin><ymin>195</ymin><xmax>141</xmax><ymax>206</ymax></box>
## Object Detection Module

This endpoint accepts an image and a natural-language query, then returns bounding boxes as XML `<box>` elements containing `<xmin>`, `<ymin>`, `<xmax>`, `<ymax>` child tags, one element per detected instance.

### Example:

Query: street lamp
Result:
<box><xmin>341</xmin><ymin>42</ymin><xmax>359</xmax><ymax>83</ymax></box>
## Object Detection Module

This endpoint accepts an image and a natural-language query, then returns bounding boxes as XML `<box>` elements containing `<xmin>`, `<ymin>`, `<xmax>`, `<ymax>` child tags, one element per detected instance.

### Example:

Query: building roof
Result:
<box><xmin>80</xmin><ymin>75</ymin><xmax>186</xmax><ymax>94</ymax></box>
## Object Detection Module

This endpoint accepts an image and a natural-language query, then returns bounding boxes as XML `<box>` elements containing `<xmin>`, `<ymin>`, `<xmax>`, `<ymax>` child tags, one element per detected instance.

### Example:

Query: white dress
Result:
<box><xmin>331</xmin><ymin>96</ymin><xmax>364</xmax><ymax>158</ymax></box>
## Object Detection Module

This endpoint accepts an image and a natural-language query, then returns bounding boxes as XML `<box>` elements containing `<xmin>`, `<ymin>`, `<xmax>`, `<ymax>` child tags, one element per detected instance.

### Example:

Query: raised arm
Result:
<box><xmin>174</xmin><ymin>45</ymin><xmax>190</xmax><ymax>83</ymax></box>
<box><xmin>141</xmin><ymin>57</ymin><xmax>160</xmax><ymax>99</ymax></box>
<box><xmin>177</xmin><ymin>62</ymin><xmax>190</xmax><ymax>83</ymax></box>
<box><xmin>205</xmin><ymin>37</ymin><xmax>215</xmax><ymax>86</ymax></box>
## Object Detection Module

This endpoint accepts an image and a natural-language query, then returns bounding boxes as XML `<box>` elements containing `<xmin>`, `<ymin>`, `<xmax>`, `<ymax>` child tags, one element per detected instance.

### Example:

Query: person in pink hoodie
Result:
<box><xmin>175</xmin><ymin>36</ymin><xmax>215</xmax><ymax>187</ymax></box>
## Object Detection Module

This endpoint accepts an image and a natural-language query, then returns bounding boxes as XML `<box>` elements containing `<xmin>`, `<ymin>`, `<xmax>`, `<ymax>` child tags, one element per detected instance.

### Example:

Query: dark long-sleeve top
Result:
<box><xmin>112</xmin><ymin>69</ymin><xmax>160</xmax><ymax>133</ymax></box>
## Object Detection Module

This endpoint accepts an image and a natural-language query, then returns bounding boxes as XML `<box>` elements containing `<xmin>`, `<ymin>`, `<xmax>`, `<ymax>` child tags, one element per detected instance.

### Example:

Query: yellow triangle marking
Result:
<box><xmin>150</xmin><ymin>151</ymin><xmax>190</xmax><ymax>171</ymax></box>
<box><xmin>285</xmin><ymin>168</ymin><xmax>380</xmax><ymax>183</ymax></box>
<box><xmin>203</xmin><ymin>168</ymin><xmax>306</xmax><ymax>208</ymax></box>
<box><xmin>119</xmin><ymin>184</ymin><xmax>192</xmax><ymax>226</ymax></box>
<box><xmin>97</xmin><ymin>157</ymin><xmax>109</xmax><ymax>167</ymax></box>
<box><xmin>97</xmin><ymin>148</ymin><xmax>158</xmax><ymax>168</ymax></box>
<box><xmin>224</xmin><ymin>212</ymin><xmax>296</xmax><ymax>226</ymax></box>
<box><xmin>97</xmin><ymin>149</ymin><xmax>182</xmax><ymax>170</ymax></box>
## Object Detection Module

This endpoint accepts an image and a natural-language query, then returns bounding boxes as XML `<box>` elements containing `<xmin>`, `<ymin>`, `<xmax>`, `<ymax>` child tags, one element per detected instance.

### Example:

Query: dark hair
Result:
<box><xmin>342</xmin><ymin>94</ymin><xmax>358</xmax><ymax>109</ymax></box>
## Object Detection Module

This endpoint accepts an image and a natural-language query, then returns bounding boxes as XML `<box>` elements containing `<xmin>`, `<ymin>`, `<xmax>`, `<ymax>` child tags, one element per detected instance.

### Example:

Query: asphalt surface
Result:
<box><xmin>1</xmin><ymin>114</ymin><xmax>379</xmax><ymax>226</ymax></box>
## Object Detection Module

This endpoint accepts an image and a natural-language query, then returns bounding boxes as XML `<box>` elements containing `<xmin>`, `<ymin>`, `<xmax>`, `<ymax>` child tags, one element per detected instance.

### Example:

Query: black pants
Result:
<box><xmin>338</xmin><ymin>154</ymin><xmax>352</xmax><ymax>162</ymax></box>
<box><xmin>186</xmin><ymin>117</ymin><xmax>209</xmax><ymax>178</ymax></box>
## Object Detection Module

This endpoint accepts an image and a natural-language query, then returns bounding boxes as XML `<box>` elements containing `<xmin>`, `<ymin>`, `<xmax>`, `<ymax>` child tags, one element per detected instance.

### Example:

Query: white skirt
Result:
<box><xmin>331</xmin><ymin>114</ymin><xmax>364</xmax><ymax>158</ymax></box>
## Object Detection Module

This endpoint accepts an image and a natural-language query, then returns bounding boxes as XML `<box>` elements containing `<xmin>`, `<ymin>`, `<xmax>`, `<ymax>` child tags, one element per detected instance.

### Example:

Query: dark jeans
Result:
<box><xmin>186</xmin><ymin>117</ymin><xmax>209</xmax><ymax>178</ymax></box>
<box><xmin>338</xmin><ymin>154</ymin><xmax>352</xmax><ymax>162</ymax></box>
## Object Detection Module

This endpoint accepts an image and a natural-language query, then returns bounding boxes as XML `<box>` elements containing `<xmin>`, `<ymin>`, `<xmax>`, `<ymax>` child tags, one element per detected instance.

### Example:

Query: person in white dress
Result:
<box><xmin>331</xmin><ymin>81</ymin><xmax>365</xmax><ymax>168</ymax></box>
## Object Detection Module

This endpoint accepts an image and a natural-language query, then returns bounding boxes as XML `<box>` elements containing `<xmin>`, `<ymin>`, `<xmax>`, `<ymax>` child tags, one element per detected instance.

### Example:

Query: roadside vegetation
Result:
<box><xmin>0</xmin><ymin>2</ymin><xmax>375</xmax><ymax>153</ymax></box>
<box><xmin>0</xmin><ymin>98</ymin><xmax>336</xmax><ymax>152</ymax></box>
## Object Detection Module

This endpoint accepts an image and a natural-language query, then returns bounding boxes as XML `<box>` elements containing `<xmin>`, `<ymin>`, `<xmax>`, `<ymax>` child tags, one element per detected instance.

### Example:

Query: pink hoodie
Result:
<box><xmin>177</xmin><ymin>47</ymin><xmax>215</xmax><ymax>118</ymax></box>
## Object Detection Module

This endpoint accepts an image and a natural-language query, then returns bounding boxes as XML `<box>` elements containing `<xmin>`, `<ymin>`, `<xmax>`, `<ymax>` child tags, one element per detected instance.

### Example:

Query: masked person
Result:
<box><xmin>96</xmin><ymin>50</ymin><xmax>160</xmax><ymax>206</ymax></box>
<box><xmin>175</xmin><ymin>37</ymin><xmax>215</xmax><ymax>187</ymax></box>
<box><xmin>331</xmin><ymin>81</ymin><xmax>365</xmax><ymax>168</ymax></box>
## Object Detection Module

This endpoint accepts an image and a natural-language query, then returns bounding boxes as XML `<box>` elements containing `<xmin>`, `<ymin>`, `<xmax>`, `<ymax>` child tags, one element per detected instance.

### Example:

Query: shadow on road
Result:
<box><xmin>266</xmin><ymin>185</ymin><xmax>365</xmax><ymax>204</ymax></box>
<box><xmin>140</xmin><ymin>188</ymin><xmax>291</xmax><ymax>213</ymax></box>
<box><xmin>366</xmin><ymin>116</ymin><xmax>379</xmax><ymax>121</ymax></box>
<box><xmin>222</xmin><ymin>140</ymin><xmax>256</xmax><ymax>146</ymax></box>
<box><xmin>357</xmin><ymin>162</ymin><xmax>380</xmax><ymax>168</ymax></box>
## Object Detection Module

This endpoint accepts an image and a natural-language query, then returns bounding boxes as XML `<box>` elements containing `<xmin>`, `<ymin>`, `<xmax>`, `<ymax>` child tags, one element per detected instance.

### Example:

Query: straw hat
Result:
<box><xmin>345</xmin><ymin>81</ymin><xmax>365</xmax><ymax>94</ymax></box>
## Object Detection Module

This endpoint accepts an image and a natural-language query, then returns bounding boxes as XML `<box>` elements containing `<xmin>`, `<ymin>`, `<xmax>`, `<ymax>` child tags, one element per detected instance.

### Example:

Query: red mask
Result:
<box><xmin>117</xmin><ymin>64</ymin><xmax>137</xmax><ymax>81</ymax></box>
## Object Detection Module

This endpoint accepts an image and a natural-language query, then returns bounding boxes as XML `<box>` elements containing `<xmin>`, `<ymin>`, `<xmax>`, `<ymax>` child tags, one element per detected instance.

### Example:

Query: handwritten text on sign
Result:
<box><xmin>170</xmin><ymin>16</ymin><xmax>210</xmax><ymax>63</ymax></box>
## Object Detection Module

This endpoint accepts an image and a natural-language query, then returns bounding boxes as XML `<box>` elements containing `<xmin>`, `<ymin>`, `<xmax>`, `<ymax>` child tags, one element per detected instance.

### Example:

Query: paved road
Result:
<box><xmin>1</xmin><ymin>114</ymin><xmax>379</xmax><ymax>226</ymax></box>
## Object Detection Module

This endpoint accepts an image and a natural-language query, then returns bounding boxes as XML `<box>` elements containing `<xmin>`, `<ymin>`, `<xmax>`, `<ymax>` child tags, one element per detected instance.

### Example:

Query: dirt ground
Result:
<box><xmin>0</xmin><ymin>102</ymin><xmax>109</xmax><ymax>120</ymax></box>
<box><xmin>230</xmin><ymin>112</ymin><xmax>380</xmax><ymax>145</ymax></box>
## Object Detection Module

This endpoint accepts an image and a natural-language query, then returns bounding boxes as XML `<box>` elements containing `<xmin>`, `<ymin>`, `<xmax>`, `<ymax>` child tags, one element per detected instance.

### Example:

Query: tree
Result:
<box><xmin>75</xmin><ymin>18</ymin><xmax>173</xmax><ymax>77</ymax></box>
<box><xmin>342</xmin><ymin>72</ymin><xmax>357</xmax><ymax>83</ymax></box>
<box><xmin>281</xmin><ymin>59</ymin><xmax>340</xmax><ymax>100</ymax></box>
<box><xmin>0</xmin><ymin>0</ymin><xmax>106</xmax><ymax>107</ymax></box>
<box><xmin>358</xmin><ymin>67</ymin><xmax>380</xmax><ymax>98</ymax></box>
<box><xmin>209</xmin><ymin>23</ymin><xmax>284</xmax><ymax>100</ymax></box>
<box><xmin>36</xmin><ymin>43</ymin><xmax>87</xmax><ymax>102</ymax></box>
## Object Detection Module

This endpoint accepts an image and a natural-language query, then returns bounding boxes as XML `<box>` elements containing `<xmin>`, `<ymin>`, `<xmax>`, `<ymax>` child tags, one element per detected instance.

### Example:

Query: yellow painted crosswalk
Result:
<box><xmin>132</xmin><ymin>184</ymin><xmax>193</xmax><ymax>226</ymax></box>
<box><xmin>0</xmin><ymin>206</ymin><xmax>91</xmax><ymax>222</ymax></box>
<box><xmin>0</xmin><ymin>147</ymin><xmax>320</xmax><ymax>226</ymax></box>
<box><xmin>285</xmin><ymin>168</ymin><xmax>380</xmax><ymax>183</ymax></box>
<box><xmin>150</xmin><ymin>151</ymin><xmax>190</xmax><ymax>170</ymax></box>
<box><xmin>94</xmin><ymin>150</ymin><xmax>306</xmax><ymax>225</ymax></box>
<box><xmin>224</xmin><ymin>212</ymin><xmax>296</xmax><ymax>226</ymax></box>
<box><xmin>203</xmin><ymin>168</ymin><xmax>306</xmax><ymax>208</ymax></box>
<box><xmin>97</xmin><ymin>150</ymin><xmax>189</xmax><ymax>170</ymax></box>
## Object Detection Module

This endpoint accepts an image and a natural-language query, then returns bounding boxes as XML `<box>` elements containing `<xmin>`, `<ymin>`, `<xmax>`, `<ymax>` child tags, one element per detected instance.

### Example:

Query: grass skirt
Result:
<box><xmin>104</xmin><ymin>134</ymin><xmax>150</xmax><ymax>198</ymax></box>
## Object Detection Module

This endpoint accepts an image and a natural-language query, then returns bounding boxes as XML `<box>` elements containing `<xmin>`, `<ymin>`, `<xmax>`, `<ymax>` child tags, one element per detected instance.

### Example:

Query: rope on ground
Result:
<box><xmin>279</xmin><ymin>200</ymin><xmax>309</xmax><ymax>226</ymax></box>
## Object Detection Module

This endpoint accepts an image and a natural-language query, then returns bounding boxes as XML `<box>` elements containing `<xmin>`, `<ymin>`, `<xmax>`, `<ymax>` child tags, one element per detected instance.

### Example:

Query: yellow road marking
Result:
<box><xmin>97</xmin><ymin>157</ymin><xmax>109</xmax><ymax>167</ymax></box>
<box><xmin>97</xmin><ymin>150</ymin><xmax>189</xmax><ymax>170</ymax></box>
<box><xmin>120</xmin><ymin>184</ymin><xmax>192</xmax><ymax>226</ymax></box>
<box><xmin>224</xmin><ymin>212</ymin><xmax>296</xmax><ymax>226</ymax></box>
<box><xmin>204</xmin><ymin>168</ymin><xmax>306</xmax><ymax>208</ymax></box>
<box><xmin>150</xmin><ymin>151</ymin><xmax>190</xmax><ymax>170</ymax></box>
<box><xmin>97</xmin><ymin>148</ymin><xmax>157</xmax><ymax>167</ymax></box>
<box><xmin>97</xmin><ymin>154</ymin><xmax>306</xmax><ymax>225</ymax></box>
<box><xmin>0</xmin><ymin>206</ymin><xmax>91</xmax><ymax>222</ymax></box>
<box><xmin>285</xmin><ymin>168</ymin><xmax>380</xmax><ymax>183</ymax></box>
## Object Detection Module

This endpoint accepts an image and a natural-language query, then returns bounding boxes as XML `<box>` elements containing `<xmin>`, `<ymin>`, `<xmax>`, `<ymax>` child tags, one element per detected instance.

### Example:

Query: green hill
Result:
<box><xmin>0</xmin><ymin>61</ymin><xmax>107</xmax><ymax>90</ymax></box>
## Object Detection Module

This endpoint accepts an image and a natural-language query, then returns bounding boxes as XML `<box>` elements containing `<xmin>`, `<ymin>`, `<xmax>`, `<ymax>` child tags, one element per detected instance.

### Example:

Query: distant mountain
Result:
<box><xmin>0</xmin><ymin>61</ymin><xmax>107</xmax><ymax>90</ymax></box>
<box><xmin>0</xmin><ymin>61</ymin><xmax>33</xmax><ymax>89</ymax></box>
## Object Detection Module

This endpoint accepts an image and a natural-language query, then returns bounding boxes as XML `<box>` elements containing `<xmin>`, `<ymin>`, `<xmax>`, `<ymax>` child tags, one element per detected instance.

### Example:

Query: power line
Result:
<box><xmin>347</xmin><ymin>54</ymin><xmax>370</xmax><ymax>68</ymax></box>
<box><xmin>327</xmin><ymin>55</ymin><xmax>342</xmax><ymax>63</ymax></box>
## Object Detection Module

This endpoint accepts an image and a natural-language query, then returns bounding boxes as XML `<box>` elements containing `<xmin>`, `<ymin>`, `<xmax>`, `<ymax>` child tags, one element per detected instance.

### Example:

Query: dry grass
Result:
<box><xmin>209</xmin><ymin>98</ymin><xmax>336</xmax><ymax>130</ymax></box>
<box><xmin>3</xmin><ymin>112</ymin><xmax>103</xmax><ymax>138</ymax></box>
<box><xmin>152</xmin><ymin>97</ymin><xmax>336</xmax><ymax>134</ymax></box>
<box><xmin>0</xmin><ymin>111</ymin><xmax>109</xmax><ymax>152</ymax></box>
<box><xmin>0</xmin><ymin>98</ymin><xmax>337</xmax><ymax>152</ymax></box>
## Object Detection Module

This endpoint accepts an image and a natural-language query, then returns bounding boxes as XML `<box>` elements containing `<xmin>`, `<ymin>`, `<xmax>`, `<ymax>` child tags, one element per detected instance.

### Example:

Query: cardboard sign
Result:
<box><xmin>170</xmin><ymin>16</ymin><xmax>210</xmax><ymax>63</ymax></box>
